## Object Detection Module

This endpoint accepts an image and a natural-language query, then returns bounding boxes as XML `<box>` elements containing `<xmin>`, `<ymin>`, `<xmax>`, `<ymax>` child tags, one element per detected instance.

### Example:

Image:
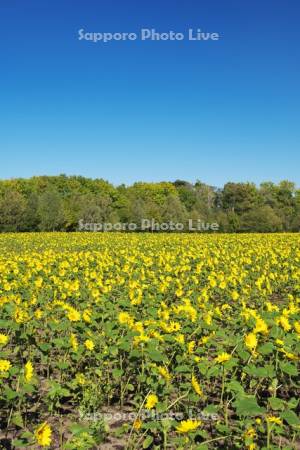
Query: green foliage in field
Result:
<box><xmin>0</xmin><ymin>233</ymin><xmax>299</xmax><ymax>448</ymax></box>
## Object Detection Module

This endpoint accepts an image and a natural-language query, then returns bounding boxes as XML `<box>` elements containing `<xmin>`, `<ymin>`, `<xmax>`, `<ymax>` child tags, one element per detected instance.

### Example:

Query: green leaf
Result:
<box><xmin>112</xmin><ymin>368</ymin><xmax>123</xmax><ymax>379</ymax></box>
<box><xmin>226</xmin><ymin>380</ymin><xmax>245</xmax><ymax>395</ymax></box>
<box><xmin>207</xmin><ymin>366</ymin><xmax>220</xmax><ymax>377</ymax></box>
<box><xmin>143</xmin><ymin>435</ymin><xmax>154</xmax><ymax>448</ymax></box>
<box><xmin>53</xmin><ymin>337</ymin><xmax>67</xmax><ymax>349</ymax></box>
<box><xmin>215</xmin><ymin>423</ymin><xmax>230</xmax><ymax>434</ymax></box>
<box><xmin>281</xmin><ymin>410</ymin><xmax>300</xmax><ymax>426</ymax></box>
<box><xmin>60</xmin><ymin>388</ymin><xmax>71</xmax><ymax>397</ymax></box>
<box><xmin>258</xmin><ymin>342</ymin><xmax>274</xmax><ymax>355</ymax></box>
<box><xmin>69</xmin><ymin>423</ymin><xmax>90</xmax><ymax>435</ymax></box>
<box><xmin>175</xmin><ymin>365</ymin><xmax>190</xmax><ymax>373</ymax></box>
<box><xmin>130</xmin><ymin>349</ymin><xmax>141</xmax><ymax>359</ymax></box>
<box><xmin>22</xmin><ymin>383</ymin><xmax>35</xmax><ymax>394</ymax></box>
<box><xmin>234</xmin><ymin>395</ymin><xmax>266</xmax><ymax>417</ymax></box>
<box><xmin>143</xmin><ymin>420</ymin><xmax>158</xmax><ymax>431</ymax></box>
<box><xmin>12</xmin><ymin>439</ymin><xmax>28</xmax><ymax>447</ymax></box>
<box><xmin>4</xmin><ymin>387</ymin><xmax>19</xmax><ymax>400</ymax></box>
<box><xmin>118</xmin><ymin>339</ymin><xmax>131</xmax><ymax>352</ymax></box>
<box><xmin>12</xmin><ymin>413</ymin><xmax>23</xmax><ymax>427</ymax></box>
<box><xmin>203</xmin><ymin>404</ymin><xmax>219</xmax><ymax>414</ymax></box>
<box><xmin>268</xmin><ymin>397</ymin><xmax>285</xmax><ymax>411</ymax></box>
<box><xmin>147</xmin><ymin>307</ymin><xmax>158</xmax><ymax>317</ymax></box>
<box><xmin>287</xmin><ymin>397</ymin><xmax>299</xmax><ymax>410</ymax></box>
<box><xmin>110</xmin><ymin>346</ymin><xmax>119</xmax><ymax>356</ymax></box>
<box><xmin>39</xmin><ymin>343</ymin><xmax>51</xmax><ymax>352</ymax></box>
<box><xmin>147</xmin><ymin>349</ymin><xmax>165</xmax><ymax>362</ymax></box>
<box><xmin>244</xmin><ymin>364</ymin><xmax>275</xmax><ymax>378</ymax></box>
<box><xmin>57</xmin><ymin>361</ymin><xmax>69</xmax><ymax>370</ymax></box>
<box><xmin>224</xmin><ymin>357</ymin><xmax>238</xmax><ymax>370</ymax></box>
<box><xmin>237</xmin><ymin>349</ymin><xmax>251</xmax><ymax>361</ymax></box>
<box><xmin>197</xmin><ymin>361</ymin><xmax>208</xmax><ymax>375</ymax></box>
<box><xmin>279</xmin><ymin>361</ymin><xmax>298</xmax><ymax>376</ymax></box>
<box><xmin>20</xmin><ymin>431</ymin><xmax>33</xmax><ymax>439</ymax></box>
<box><xmin>196</xmin><ymin>430</ymin><xmax>209</xmax><ymax>439</ymax></box>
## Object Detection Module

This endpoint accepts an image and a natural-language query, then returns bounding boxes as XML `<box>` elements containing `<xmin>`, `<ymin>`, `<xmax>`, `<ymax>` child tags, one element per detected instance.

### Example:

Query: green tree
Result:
<box><xmin>240</xmin><ymin>206</ymin><xmax>283</xmax><ymax>232</ymax></box>
<box><xmin>222</xmin><ymin>182</ymin><xmax>260</xmax><ymax>215</ymax></box>
<box><xmin>161</xmin><ymin>193</ymin><xmax>187</xmax><ymax>224</ymax></box>
<box><xmin>23</xmin><ymin>192</ymin><xmax>40</xmax><ymax>231</ymax></box>
<box><xmin>38</xmin><ymin>189</ymin><xmax>65</xmax><ymax>231</ymax></box>
<box><xmin>0</xmin><ymin>189</ymin><xmax>27</xmax><ymax>231</ymax></box>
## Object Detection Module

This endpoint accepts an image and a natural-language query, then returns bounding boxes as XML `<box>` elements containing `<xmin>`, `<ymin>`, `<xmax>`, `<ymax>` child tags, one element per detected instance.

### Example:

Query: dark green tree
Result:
<box><xmin>38</xmin><ymin>189</ymin><xmax>65</xmax><ymax>231</ymax></box>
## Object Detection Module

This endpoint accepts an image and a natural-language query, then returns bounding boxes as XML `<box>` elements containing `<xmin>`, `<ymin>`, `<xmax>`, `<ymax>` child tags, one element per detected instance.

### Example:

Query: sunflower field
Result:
<box><xmin>0</xmin><ymin>233</ymin><xmax>299</xmax><ymax>449</ymax></box>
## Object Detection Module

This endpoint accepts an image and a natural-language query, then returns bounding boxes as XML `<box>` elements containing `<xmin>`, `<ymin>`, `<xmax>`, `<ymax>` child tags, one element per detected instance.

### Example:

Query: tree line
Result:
<box><xmin>0</xmin><ymin>175</ymin><xmax>299</xmax><ymax>232</ymax></box>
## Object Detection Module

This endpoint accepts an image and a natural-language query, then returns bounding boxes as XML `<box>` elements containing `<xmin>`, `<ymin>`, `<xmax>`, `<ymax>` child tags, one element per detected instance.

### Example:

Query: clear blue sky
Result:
<box><xmin>0</xmin><ymin>0</ymin><xmax>299</xmax><ymax>187</ymax></box>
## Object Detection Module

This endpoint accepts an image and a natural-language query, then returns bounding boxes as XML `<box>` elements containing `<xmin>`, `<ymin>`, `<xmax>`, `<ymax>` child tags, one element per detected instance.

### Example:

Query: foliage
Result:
<box><xmin>0</xmin><ymin>175</ymin><xmax>299</xmax><ymax>232</ymax></box>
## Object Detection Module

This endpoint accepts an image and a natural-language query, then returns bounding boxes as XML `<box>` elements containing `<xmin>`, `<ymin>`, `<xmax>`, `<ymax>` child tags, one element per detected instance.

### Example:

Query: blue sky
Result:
<box><xmin>0</xmin><ymin>0</ymin><xmax>299</xmax><ymax>187</ymax></box>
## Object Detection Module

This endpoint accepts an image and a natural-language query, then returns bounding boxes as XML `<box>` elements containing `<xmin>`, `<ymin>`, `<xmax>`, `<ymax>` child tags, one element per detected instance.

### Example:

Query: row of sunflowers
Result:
<box><xmin>0</xmin><ymin>232</ymin><xmax>299</xmax><ymax>449</ymax></box>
